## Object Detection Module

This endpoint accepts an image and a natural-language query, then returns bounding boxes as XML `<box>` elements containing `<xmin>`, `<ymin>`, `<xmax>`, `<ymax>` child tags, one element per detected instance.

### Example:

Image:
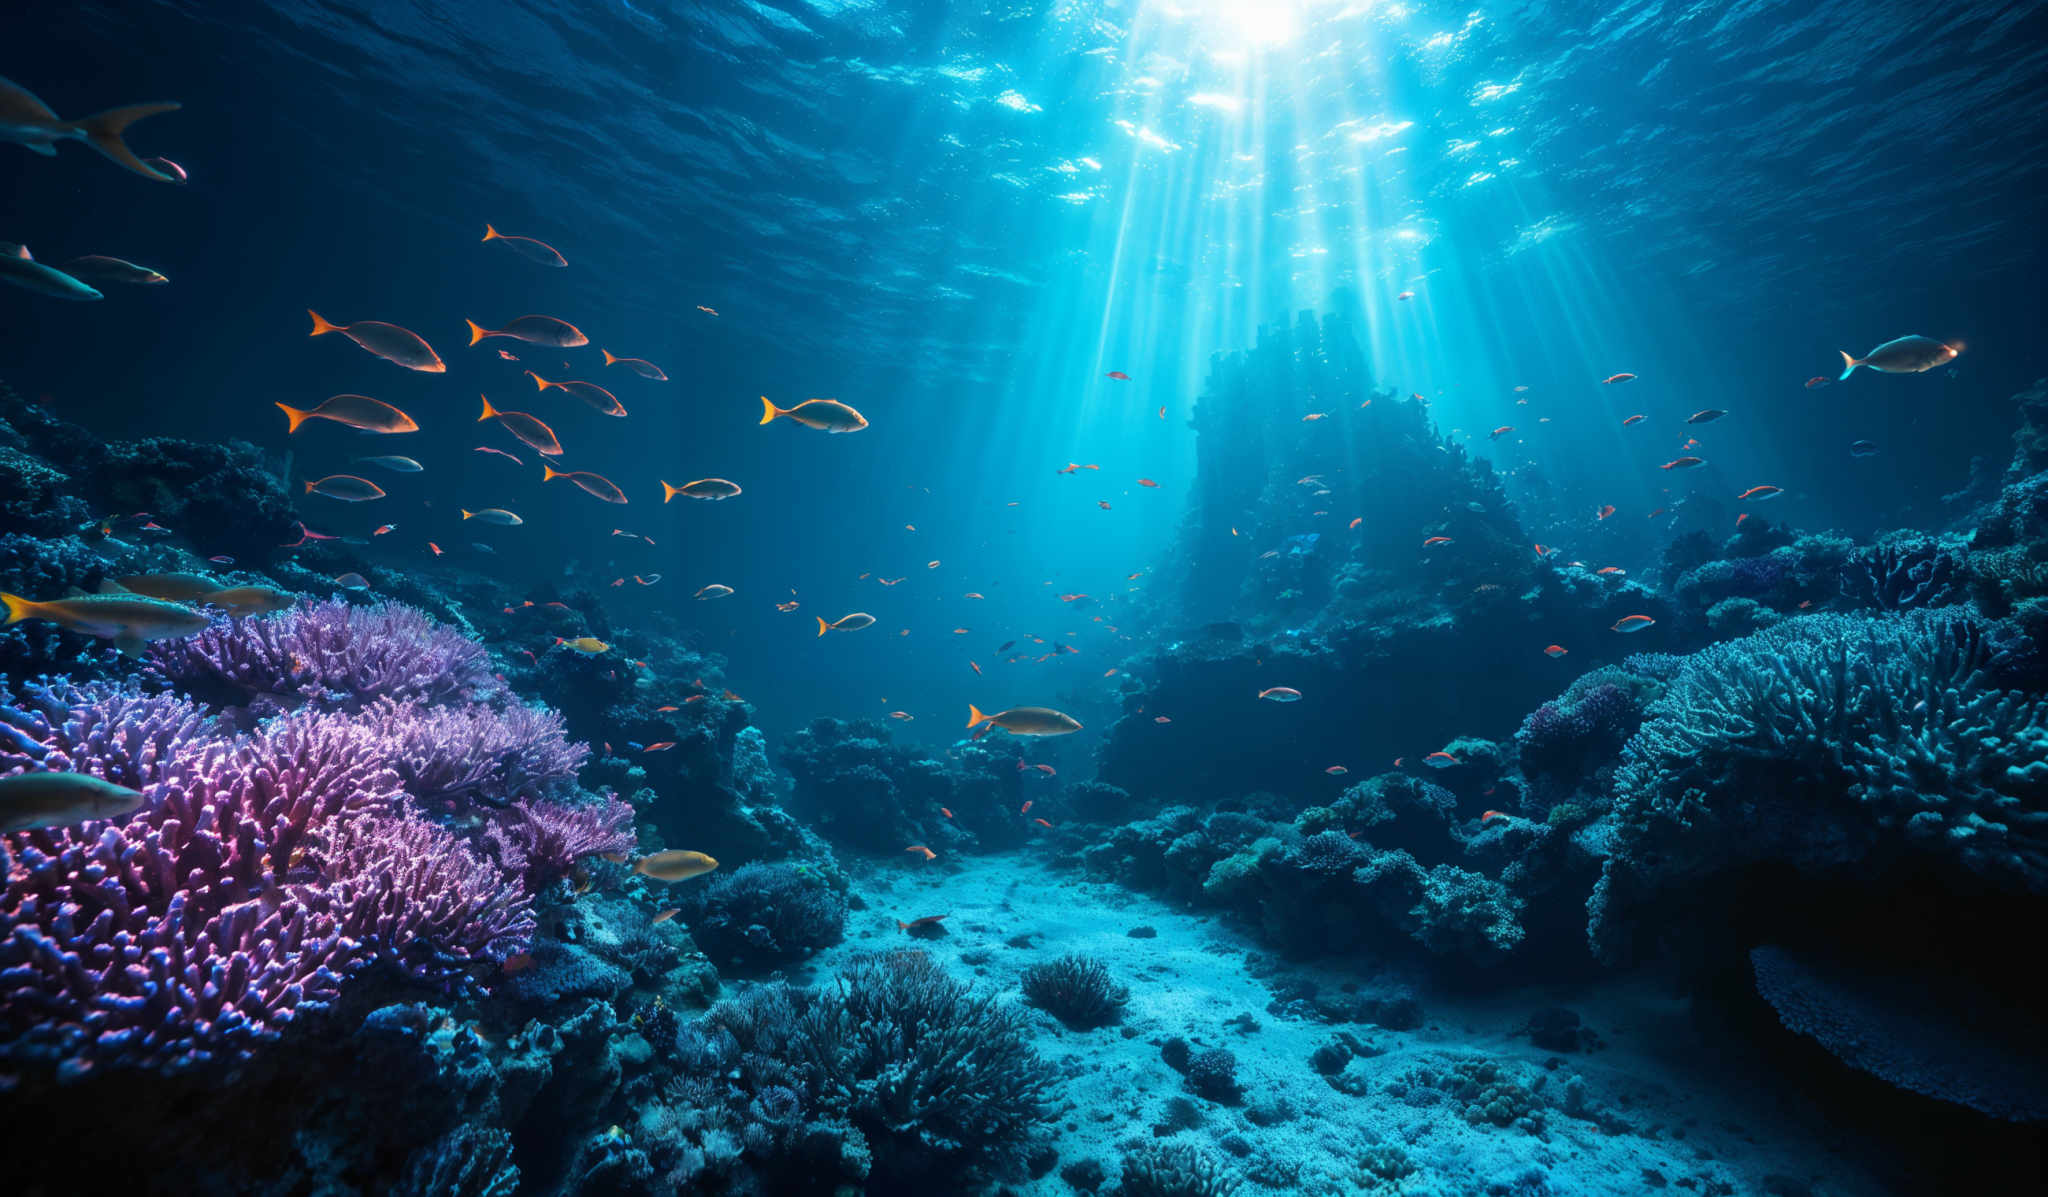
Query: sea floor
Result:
<box><xmin>774</xmin><ymin>853</ymin><xmax>1891</xmax><ymax>1197</ymax></box>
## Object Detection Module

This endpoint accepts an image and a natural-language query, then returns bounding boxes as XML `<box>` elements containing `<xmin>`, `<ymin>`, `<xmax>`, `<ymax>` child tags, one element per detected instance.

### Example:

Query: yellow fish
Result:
<box><xmin>632</xmin><ymin>850</ymin><xmax>719</xmax><ymax>882</ymax></box>
<box><xmin>965</xmin><ymin>704</ymin><xmax>1082</xmax><ymax>736</ymax></box>
<box><xmin>759</xmin><ymin>395</ymin><xmax>867</xmax><ymax>433</ymax></box>
<box><xmin>555</xmin><ymin>636</ymin><xmax>610</xmax><ymax>654</ymax></box>
<box><xmin>3</xmin><ymin>591</ymin><xmax>211</xmax><ymax>655</ymax></box>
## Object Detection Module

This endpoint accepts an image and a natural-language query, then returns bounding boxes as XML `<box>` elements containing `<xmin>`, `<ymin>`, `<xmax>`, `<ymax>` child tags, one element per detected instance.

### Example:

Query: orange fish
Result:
<box><xmin>427</xmin><ymin>542</ymin><xmax>443</xmax><ymax>556</ymax></box>
<box><xmin>480</xmin><ymin>224</ymin><xmax>566</xmax><ymax>266</ymax></box>
<box><xmin>479</xmin><ymin>394</ymin><xmax>564</xmax><ymax>456</ymax></box>
<box><xmin>696</xmin><ymin>305</ymin><xmax>718</xmax><ymax>316</ymax></box>
<box><xmin>276</xmin><ymin>393</ymin><xmax>418</xmax><ymax>434</ymax></box>
<box><xmin>542</xmin><ymin>465</ymin><xmax>628</xmax><ymax>504</ymax></box>
<box><xmin>466</xmin><ymin>315</ymin><xmax>588</xmax><ymax>348</ymax></box>
<box><xmin>1596</xmin><ymin>505</ymin><xmax>1616</xmax><ymax>520</ymax></box>
<box><xmin>644</xmin><ymin>741</ymin><xmax>676</xmax><ymax>752</ymax></box>
<box><xmin>1612</xmin><ymin>614</ymin><xmax>1657</xmax><ymax>633</ymax></box>
<box><xmin>1736</xmin><ymin>513</ymin><xmax>1750</xmax><ymax>527</ymax></box>
<box><xmin>1481</xmin><ymin>810</ymin><xmax>1508</xmax><ymax>824</ymax></box>
<box><xmin>1033</xmin><ymin>817</ymin><xmax>1052</xmax><ymax>829</ymax></box>
<box><xmin>1660</xmin><ymin>456</ymin><xmax>1704</xmax><ymax>470</ymax></box>
<box><xmin>1034</xmin><ymin>764</ymin><xmax>1056</xmax><ymax>776</ymax></box>
<box><xmin>497</xmin><ymin>348</ymin><xmax>519</xmax><ymax>361</ymax></box>
<box><xmin>1325</xmin><ymin>766</ymin><xmax>1347</xmax><ymax>775</ymax></box>
<box><xmin>1622</xmin><ymin>414</ymin><xmax>1645</xmax><ymax>426</ymax></box>
<box><xmin>906</xmin><ymin>844</ymin><xmax>937</xmax><ymax>861</ymax></box>
<box><xmin>308</xmin><ymin>310</ymin><xmax>445</xmax><ymax>373</ymax></box>
<box><xmin>1020</xmin><ymin>800</ymin><xmax>1033</xmax><ymax>814</ymax></box>
<box><xmin>527</xmin><ymin>370</ymin><xmax>626</xmax><ymax>417</ymax></box>
<box><xmin>897</xmin><ymin>914</ymin><xmax>948</xmax><ymax>931</ymax></box>
<box><xmin>1105</xmin><ymin>371</ymin><xmax>1130</xmax><ymax>380</ymax></box>
<box><xmin>1490</xmin><ymin>425</ymin><xmax>1514</xmax><ymax>439</ymax></box>
<box><xmin>1138</xmin><ymin>478</ymin><xmax>1159</xmax><ymax>488</ymax></box>
<box><xmin>1103</xmin><ymin>668</ymin><xmax>1118</xmax><ymax>677</ymax></box>
<box><xmin>652</xmin><ymin>908</ymin><xmax>680</xmax><ymax>924</ymax></box>
<box><xmin>1737</xmin><ymin>484</ymin><xmax>1784</xmax><ymax>501</ymax></box>
<box><xmin>1544</xmin><ymin>644</ymin><xmax>1568</xmax><ymax>658</ymax></box>
<box><xmin>970</xmin><ymin>661</ymin><xmax>982</xmax><ymax>675</ymax></box>
<box><xmin>501</xmin><ymin>953</ymin><xmax>536</xmax><ymax>974</ymax></box>
<box><xmin>1098</xmin><ymin>501</ymin><xmax>1112</xmax><ymax>510</ymax></box>
<box><xmin>1153</xmin><ymin>716</ymin><xmax>1171</xmax><ymax>724</ymax></box>
<box><xmin>1603</xmin><ymin>373</ymin><xmax>1637</xmax><ymax>385</ymax></box>
<box><xmin>1302</xmin><ymin>412</ymin><xmax>1328</xmax><ymax>421</ymax></box>
<box><xmin>600</xmin><ymin>348</ymin><xmax>669</xmax><ymax>381</ymax></box>
<box><xmin>1422</xmin><ymin>536</ymin><xmax>1453</xmax><ymax>547</ymax></box>
<box><xmin>656</xmin><ymin>705</ymin><xmax>679</xmax><ymax>712</ymax></box>
<box><xmin>939</xmin><ymin>807</ymin><xmax>953</xmax><ymax>819</ymax></box>
<box><xmin>1596</xmin><ymin>566</ymin><xmax>1625</xmax><ymax>576</ymax></box>
<box><xmin>1349</xmin><ymin>517</ymin><xmax>1362</xmax><ymax>529</ymax></box>
<box><xmin>1647</xmin><ymin>507</ymin><xmax>1668</xmax><ymax>519</ymax></box>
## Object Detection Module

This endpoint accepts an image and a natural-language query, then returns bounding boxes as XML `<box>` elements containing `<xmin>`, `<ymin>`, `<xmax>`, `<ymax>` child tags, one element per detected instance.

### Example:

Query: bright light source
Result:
<box><xmin>1205</xmin><ymin>0</ymin><xmax>1302</xmax><ymax>44</ymax></box>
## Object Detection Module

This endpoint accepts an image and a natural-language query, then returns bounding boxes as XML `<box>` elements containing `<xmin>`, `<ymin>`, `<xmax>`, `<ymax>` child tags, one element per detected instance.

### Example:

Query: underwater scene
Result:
<box><xmin>3</xmin><ymin>1</ymin><xmax>2046</xmax><ymax>1194</ymax></box>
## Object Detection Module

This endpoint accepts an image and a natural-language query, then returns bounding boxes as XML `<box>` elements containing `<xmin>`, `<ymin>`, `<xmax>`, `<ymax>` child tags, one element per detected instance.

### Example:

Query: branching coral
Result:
<box><xmin>1115</xmin><ymin>1141</ymin><xmax>1242</xmax><ymax>1197</ymax></box>
<box><xmin>1020</xmin><ymin>953</ymin><xmax>1130</xmax><ymax>1029</ymax></box>
<box><xmin>347</xmin><ymin>697</ymin><xmax>586</xmax><ymax>806</ymax></box>
<box><xmin>150</xmin><ymin>600</ymin><xmax>499</xmax><ymax>711</ymax></box>
<box><xmin>1839</xmin><ymin>535</ymin><xmax>1966</xmax><ymax>611</ymax></box>
<box><xmin>488</xmin><ymin>794</ymin><xmax>636</xmax><ymax>890</ymax></box>
<box><xmin>1593</xmin><ymin>610</ymin><xmax>2048</xmax><ymax>960</ymax></box>
<box><xmin>331</xmin><ymin>811</ymin><xmax>536</xmax><ymax>981</ymax></box>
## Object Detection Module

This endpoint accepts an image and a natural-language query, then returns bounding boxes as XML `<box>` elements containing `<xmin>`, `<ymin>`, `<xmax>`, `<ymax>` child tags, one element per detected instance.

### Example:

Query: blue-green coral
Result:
<box><xmin>1592</xmin><ymin>609</ymin><xmax>2048</xmax><ymax>959</ymax></box>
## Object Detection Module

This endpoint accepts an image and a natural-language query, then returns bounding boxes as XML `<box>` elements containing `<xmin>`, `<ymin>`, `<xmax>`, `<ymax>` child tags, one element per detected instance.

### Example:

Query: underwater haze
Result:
<box><xmin>2</xmin><ymin>1</ymin><xmax>2046</xmax><ymax>1194</ymax></box>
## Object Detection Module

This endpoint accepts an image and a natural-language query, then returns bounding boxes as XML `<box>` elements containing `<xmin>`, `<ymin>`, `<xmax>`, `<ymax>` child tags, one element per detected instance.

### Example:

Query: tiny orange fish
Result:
<box><xmin>1020</xmin><ymin>800</ymin><xmax>1033</xmax><ymax>815</ymax></box>
<box><xmin>656</xmin><ymin>705</ymin><xmax>679</xmax><ymax>712</ymax></box>
<box><xmin>1621</xmin><ymin>414</ymin><xmax>1645</xmax><ymax>426</ymax></box>
<box><xmin>906</xmin><ymin>844</ymin><xmax>936</xmax><ymax>861</ymax></box>
<box><xmin>1603</xmin><ymin>372</ymin><xmax>1637</xmax><ymax>385</ymax></box>
<box><xmin>1138</xmin><ymin>478</ymin><xmax>1159</xmax><ymax>488</ymax></box>
<box><xmin>939</xmin><ymin>807</ymin><xmax>953</xmax><ymax>819</ymax></box>
<box><xmin>1033</xmin><ymin>817</ymin><xmax>1052</xmax><ymax>829</ymax></box>
<box><xmin>645</xmin><ymin>741</ymin><xmax>675</xmax><ymax>752</ymax></box>
<box><xmin>1596</xmin><ymin>505</ymin><xmax>1615</xmax><ymax>520</ymax></box>
<box><xmin>1154</xmin><ymin>715</ymin><xmax>1171</xmax><ymax>724</ymax></box>
<box><xmin>1481</xmin><ymin>810</ymin><xmax>1508</xmax><ymax>824</ymax></box>
<box><xmin>897</xmin><ymin>914</ymin><xmax>948</xmax><ymax>932</ymax></box>
<box><xmin>1544</xmin><ymin>644</ymin><xmax>1568</xmax><ymax>658</ymax></box>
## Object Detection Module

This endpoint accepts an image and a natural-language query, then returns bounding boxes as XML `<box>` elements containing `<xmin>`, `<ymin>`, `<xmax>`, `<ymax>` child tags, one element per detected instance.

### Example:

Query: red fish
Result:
<box><xmin>905</xmin><ymin>844</ymin><xmax>937</xmax><ymax>861</ymax></box>
<box><xmin>1660</xmin><ymin>456</ymin><xmax>1704</xmax><ymax>470</ymax></box>
<box><xmin>1490</xmin><ymin>425</ymin><xmax>1514</xmax><ymax>439</ymax></box>
<box><xmin>1033</xmin><ymin>817</ymin><xmax>1053</xmax><ymax>829</ymax></box>
<box><xmin>1596</xmin><ymin>505</ymin><xmax>1615</xmax><ymax>520</ymax></box>
<box><xmin>1803</xmin><ymin>376</ymin><xmax>1830</xmax><ymax>389</ymax></box>
<box><xmin>1020</xmin><ymin>800</ymin><xmax>1033</xmax><ymax>814</ymax></box>
<box><xmin>1737</xmin><ymin>484</ymin><xmax>1784</xmax><ymax>501</ymax></box>
<box><xmin>1105</xmin><ymin>371</ymin><xmax>1130</xmax><ymax>380</ymax></box>
<box><xmin>309</xmin><ymin>310</ymin><xmax>445</xmax><ymax>373</ymax></box>
<box><xmin>1602</xmin><ymin>373</ymin><xmax>1637</xmax><ymax>384</ymax></box>
<box><xmin>645</xmin><ymin>742</ymin><xmax>675</xmax><ymax>752</ymax></box>
<box><xmin>1138</xmin><ymin>478</ymin><xmax>1159</xmax><ymax>488</ymax></box>
<box><xmin>1481</xmin><ymin>810</ymin><xmax>1508</xmax><ymax>824</ymax></box>
<box><xmin>497</xmin><ymin>349</ymin><xmax>519</xmax><ymax>361</ymax></box>
<box><xmin>1621</xmin><ymin>414</ymin><xmax>1645</xmax><ymax>426</ymax></box>
<box><xmin>1544</xmin><ymin>644</ymin><xmax>1568</xmax><ymax>658</ymax></box>
<box><xmin>897</xmin><ymin>914</ymin><xmax>948</xmax><ymax>932</ymax></box>
<box><xmin>1612</xmin><ymin>614</ymin><xmax>1656</xmax><ymax>633</ymax></box>
<box><xmin>1422</xmin><ymin>536</ymin><xmax>1453</xmax><ymax>547</ymax></box>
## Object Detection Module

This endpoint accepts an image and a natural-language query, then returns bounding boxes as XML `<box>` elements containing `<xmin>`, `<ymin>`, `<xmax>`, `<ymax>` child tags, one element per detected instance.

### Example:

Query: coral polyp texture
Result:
<box><xmin>1592</xmin><ymin>609</ymin><xmax>2048</xmax><ymax>960</ymax></box>
<box><xmin>0</xmin><ymin>604</ymin><xmax>617</xmax><ymax>1082</ymax></box>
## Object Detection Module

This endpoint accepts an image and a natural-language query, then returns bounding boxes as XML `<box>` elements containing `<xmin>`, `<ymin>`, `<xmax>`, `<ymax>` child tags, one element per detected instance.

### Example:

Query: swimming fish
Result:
<box><xmin>0</xmin><ymin>770</ymin><xmax>146</xmax><ymax>833</ymax></box>
<box><xmin>478</xmin><ymin>394</ymin><xmax>564</xmax><ymax>456</ymax></box>
<box><xmin>555</xmin><ymin>636</ymin><xmax>610</xmax><ymax>654</ymax></box>
<box><xmin>1838</xmin><ymin>335</ymin><xmax>1957</xmax><ymax>380</ymax></box>
<box><xmin>465</xmin><ymin>315</ymin><xmax>588</xmax><ymax>348</ymax></box>
<box><xmin>278</xmin><ymin>394</ymin><xmax>419</xmax><ymax>435</ymax></box>
<box><xmin>662</xmin><ymin>478</ymin><xmax>742</xmax><ymax>501</ymax></box>
<box><xmin>1325</xmin><ymin>766</ymin><xmax>1348</xmax><ymax>776</ymax></box>
<box><xmin>1105</xmin><ymin>371</ymin><xmax>1131</xmax><ymax>380</ymax></box>
<box><xmin>1621</xmin><ymin>414</ymin><xmax>1645</xmax><ymax>427</ymax></box>
<box><xmin>1602</xmin><ymin>373</ymin><xmax>1637</xmax><ymax>385</ymax></box>
<box><xmin>0</xmin><ymin>243</ymin><xmax>100</xmax><ymax>299</ymax></box>
<box><xmin>309</xmin><ymin>310</ymin><xmax>445</xmax><ymax>373</ymax></box>
<box><xmin>600</xmin><ymin>349</ymin><xmax>668</xmax><ymax>381</ymax></box>
<box><xmin>142</xmin><ymin>156</ymin><xmax>187</xmax><ymax>183</ymax></box>
<box><xmin>1804</xmin><ymin>376</ymin><xmax>1830</xmax><ymax>389</ymax></box>
<box><xmin>1612</xmin><ymin>614</ymin><xmax>1657</xmax><ymax>634</ymax></box>
<box><xmin>305</xmin><ymin>474</ymin><xmax>386</xmax><ymax>502</ymax></box>
<box><xmin>3</xmin><ymin>590</ymin><xmax>211</xmax><ymax>654</ymax></box>
<box><xmin>528</xmin><ymin>371</ymin><xmax>625</xmax><ymax>417</ymax></box>
<box><xmin>1849</xmin><ymin>440</ymin><xmax>1879</xmax><ymax>457</ymax></box>
<box><xmin>202</xmin><ymin>586</ymin><xmax>295</xmax><ymax>617</ymax></box>
<box><xmin>541</xmin><ymin>465</ymin><xmax>627</xmax><ymax>504</ymax></box>
<box><xmin>356</xmin><ymin>455</ymin><xmax>423</xmax><ymax>473</ymax></box>
<box><xmin>1544</xmin><ymin>644</ymin><xmax>1568</xmax><ymax>658</ymax></box>
<box><xmin>694</xmin><ymin>584</ymin><xmax>734</xmax><ymax>600</ymax></box>
<box><xmin>632</xmin><ymin>850</ymin><xmax>719</xmax><ymax>882</ymax></box>
<box><xmin>1660</xmin><ymin>456</ymin><xmax>1705</xmax><ymax>470</ymax></box>
<box><xmin>1258</xmin><ymin>687</ymin><xmax>1303</xmax><ymax>702</ymax></box>
<box><xmin>652</xmin><ymin>908</ymin><xmax>680</xmax><ymax>924</ymax></box>
<box><xmin>461</xmin><ymin>507</ymin><xmax>523</xmax><ymax>526</ymax></box>
<box><xmin>1422</xmin><ymin>536</ymin><xmax>1453</xmax><ymax>547</ymax></box>
<box><xmin>0</xmin><ymin>76</ymin><xmax>181</xmax><ymax>181</ymax></box>
<box><xmin>480</xmin><ymin>224</ymin><xmax>566</xmax><ymax>267</ymax></box>
<box><xmin>1596</xmin><ymin>505</ymin><xmax>1616</xmax><ymax>520</ymax></box>
<box><xmin>101</xmin><ymin>572</ymin><xmax>218</xmax><ymax>603</ymax></box>
<box><xmin>61</xmin><ymin>255</ymin><xmax>167</xmax><ymax>285</ymax></box>
<box><xmin>905</xmin><ymin>845</ymin><xmax>937</xmax><ymax>862</ymax></box>
<box><xmin>817</xmin><ymin>612</ymin><xmax>876</xmax><ymax>635</ymax></box>
<box><xmin>1686</xmin><ymin>409</ymin><xmax>1727</xmax><ymax>424</ymax></box>
<box><xmin>759</xmin><ymin>395</ymin><xmax>868</xmax><ymax>433</ymax></box>
<box><xmin>333</xmin><ymin>572</ymin><xmax>370</xmax><ymax>590</ymax></box>
<box><xmin>965</xmin><ymin>704</ymin><xmax>1082</xmax><ymax>735</ymax></box>
<box><xmin>1490</xmin><ymin>425</ymin><xmax>1514</xmax><ymax>439</ymax></box>
<box><xmin>1423</xmin><ymin>751</ymin><xmax>1459</xmax><ymax>769</ymax></box>
<box><xmin>1737</xmin><ymin>484</ymin><xmax>1784</xmax><ymax>501</ymax></box>
<box><xmin>1396</xmin><ymin>290</ymin><xmax>1415</xmax><ymax>301</ymax></box>
<box><xmin>897</xmin><ymin>914</ymin><xmax>948</xmax><ymax>932</ymax></box>
<box><xmin>1138</xmin><ymin>478</ymin><xmax>1159</xmax><ymax>488</ymax></box>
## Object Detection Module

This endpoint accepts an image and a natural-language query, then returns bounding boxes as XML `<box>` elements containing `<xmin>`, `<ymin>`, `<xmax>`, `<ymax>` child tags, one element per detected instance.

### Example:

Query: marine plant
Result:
<box><xmin>1114</xmin><ymin>1140</ymin><xmax>1243</xmax><ymax>1197</ymax></box>
<box><xmin>1020</xmin><ymin>952</ymin><xmax>1131</xmax><ymax>1029</ymax></box>
<box><xmin>673</xmin><ymin>860</ymin><xmax>847</xmax><ymax>969</ymax></box>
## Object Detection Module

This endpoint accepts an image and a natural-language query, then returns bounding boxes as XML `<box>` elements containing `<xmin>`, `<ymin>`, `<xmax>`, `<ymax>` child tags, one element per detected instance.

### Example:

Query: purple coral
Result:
<box><xmin>330</xmin><ymin>811</ymin><xmax>535</xmax><ymax>980</ymax></box>
<box><xmin>486</xmin><ymin>793</ymin><xmax>636</xmax><ymax>890</ymax></box>
<box><xmin>344</xmin><ymin>697</ymin><xmax>587</xmax><ymax>807</ymax></box>
<box><xmin>149</xmin><ymin>600</ymin><xmax>499</xmax><ymax>711</ymax></box>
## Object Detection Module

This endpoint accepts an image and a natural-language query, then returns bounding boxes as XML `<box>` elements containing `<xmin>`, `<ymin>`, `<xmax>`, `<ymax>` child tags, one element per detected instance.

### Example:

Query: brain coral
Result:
<box><xmin>1592</xmin><ymin>610</ymin><xmax>2048</xmax><ymax>960</ymax></box>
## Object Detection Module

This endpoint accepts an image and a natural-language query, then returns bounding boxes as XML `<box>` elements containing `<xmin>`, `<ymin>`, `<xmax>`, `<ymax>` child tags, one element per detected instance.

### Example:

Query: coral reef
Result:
<box><xmin>672</xmin><ymin>861</ymin><xmax>846</xmax><ymax>970</ymax></box>
<box><xmin>1020</xmin><ymin>952</ymin><xmax>1130</xmax><ymax>1029</ymax></box>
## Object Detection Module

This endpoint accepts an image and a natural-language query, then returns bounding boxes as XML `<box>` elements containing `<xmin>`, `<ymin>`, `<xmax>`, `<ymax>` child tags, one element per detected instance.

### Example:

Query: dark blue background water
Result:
<box><xmin>5</xmin><ymin>0</ymin><xmax>2044</xmax><ymax>747</ymax></box>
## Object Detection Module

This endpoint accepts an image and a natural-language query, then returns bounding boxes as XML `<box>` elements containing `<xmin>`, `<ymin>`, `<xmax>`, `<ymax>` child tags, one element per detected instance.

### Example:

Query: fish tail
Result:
<box><xmin>966</xmin><ymin>703</ymin><xmax>989</xmax><ymax>729</ymax></box>
<box><xmin>303</xmin><ymin>480</ymin><xmax>317</xmax><ymax>494</ymax></box>
<box><xmin>2</xmin><ymin>592</ymin><xmax>38</xmax><ymax>625</ymax></box>
<box><xmin>1838</xmin><ymin>351</ymin><xmax>1861</xmax><ymax>381</ymax></box>
<box><xmin>466</xmin><ymin>318</ymin><xmax>487</xmax><ymax>346</ymax></box>
<box><xmin>526</xmin><ymin>370</ymin><xmax>550</xmax><ymax>390</ymax></box>
<box><xmin>817</xmin><ymin>616</ymin><xmax>829</xmax><ymax>637</ymax></box>
<box><xmin>275</xmin><ymin>402</ymin><xmax>308</xmax><ymax>433</ymax></box>
<box><xmin>478</xmin><ymin>394</ymin><xmax>497</xmax><ymax>421</ymax></box>
<box><xmin>68</xmin><ymin>101</ymin><xmax>181</xmax><ymax>181</ymax></box>
<box><xmin>542</xmin><ymin>465</ymin><xmax>560</xmax><ymax>481</ymax></box>
<box><xmin>759</xmin><ymin>395</ymin><xmax>784</xmax><ymax>425</ymax></box>
<box><xmin>482</xmin><ymin>224</ymin><xmax>499</xmax><ymax>242</ymax></box>
<box><xmin>461</xmin><ymin>509</ymin><xmax>474</xmax><ymax>520</ymax></box>
<box><xmin>602</xmin><ymin>349</ymin><xmax>618</xmax><ymax>366</ymax></box>
<box><xmin>660</xmin><ymin>481</ymin><xmax>678</xmax><ymax>502</ymax></box>
<box><xmin>308</xmin><ymin>309</ymin><xmax>339</xmax><ymax>337</ymax></box>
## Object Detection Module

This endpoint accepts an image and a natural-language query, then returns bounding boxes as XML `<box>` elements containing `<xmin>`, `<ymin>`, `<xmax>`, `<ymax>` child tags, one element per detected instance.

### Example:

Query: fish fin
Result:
<box><xmin>460</xmin><ymin>509</ymin><xmax>474</xmax><ymax>520</ymax></box>
<box><xmin>1</xmin><ymin>593</ymin><xmax>35</xmax><ymax>625</ymax></box>
<box><xmin>602</xmin><ymin>349</ymin><xmax>617</xmax><ymax>365</ymax></box>
<box><xmin>478</xmin><ymin>394</ymin><xmax>497</xmax><ymax>421</ymax></box>
<box><xmin>482</xmin><ymin>224</ymin><xmax>499</xmax><ymax>242</ymax></box>
<box><xmin>817</xmin><ymin>616</ymin><xmax>829</xmax><ymax>637</ymax></box>
<box><xmin>308</xmin><ymin>309</ymin><xmax>339</xmax><ymax>337</ymax></box>
<box><xmin>1838</xmin><ymin>351</ymin><xmax>1861</xmax><ymax>381</ymax></box>
<box><xmin>759</xmin><ymin>395</ymin><xmax>783</xmax><ymax>425</ymax></box>
<box><xmin>275</xmin><ymin>402</ymin><xmax>307</xmax><ymax>433</ymax></box>
<box><xmin>67</xmin><ymin>101</ymin><xmax>181</xmax><ymax>181</ymax></box>
<box><xmin>966</xmin><ymin>703</ymin><xmax>988</xmax><ymax>729</ymax></box>
<box><xmin>111</xmin><ymin>633</ymin><xmax>144</xmax><ymax>658</ymax></box>
<box><xmin>542</xmin><ymin>465</ymin><xmax>560</xmax><ymax>481</ymax></box>
<box><xmin>526</xmin><ymin>370</ymin><xmax>550</xmax><ymax>390</ymax></box>
<box><xmin>660</xmin><ymin>481</ymin><xmax>678</xmax><ymax>502</ymax></box>
<box><xmin>466</xmin><ymin>318</ymin><xmax>487</xmax><ymax>346</ymax></box>
<box><xmin>303</xmin><ymin>480</ymin><xmax>316</xmax><ymax>494</ymax></box>
<box><xmin>95</xmin><ymin>579</ymin><xmax>132</xmax><ymax>595</ymax></box>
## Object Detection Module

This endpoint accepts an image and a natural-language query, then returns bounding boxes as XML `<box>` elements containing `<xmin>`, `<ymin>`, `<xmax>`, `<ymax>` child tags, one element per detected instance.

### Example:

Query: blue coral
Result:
<box><xmin>674</xmin><ymin>861</ymin><xmax>846</xmax><ymax>969</ymax></box>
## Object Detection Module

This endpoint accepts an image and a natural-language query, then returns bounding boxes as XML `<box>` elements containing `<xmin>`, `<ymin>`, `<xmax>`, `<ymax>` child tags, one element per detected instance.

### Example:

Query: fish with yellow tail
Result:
<box><xmin>966</xmin><ymin>704</ymin><xmax>1082</xmax><ymax>736</ymax></box>
<box><xmin>601</xmin><ymin>349</ymin><xmax>668</xmax><ymax>381</ymax></box>
<box><xmin>0</xmin><ymin>75</ymin><xmax>181</xmax><ymax>181</ymax></box>
<box><xmin>3</xmin><ymin>590</ymin><xmax>210</xmax><ymax>655</ymax></box>
<box><xmin>817</xmin><ymin>612</ymin><xmax>876</xmax><ymax>635</ymax></box>
<box><xmin>0</xmin><ymin>771</ymin><xmax>146</xmax><ymax>833</ymax></box>
<box><xmin>0</xmin><ymin>243</ymin><xmax>100</xmax><ymax>300</ymax></box>
<box><xmin>1837</xmin><ymin>335</ymin><xmax>1958</xmax><ymax>380</ymax></box>
<box><xmin>759</xmin><ymin>395</ymin><xmax>868</xmax><ymax>433</ymax></box>
<box><xmin>661</xmin><ymin>478</ymin><xmax>742</xmax><ymax>502</ymax></box>
<box><xmin>632</xmin><ymin>849</ymin><xmax>719</xmax><ymax>882</ymax></box>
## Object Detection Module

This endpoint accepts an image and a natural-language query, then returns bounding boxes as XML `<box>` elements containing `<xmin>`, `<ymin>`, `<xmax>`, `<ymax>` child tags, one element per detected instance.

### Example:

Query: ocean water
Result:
<box><xmin>2</xmin><ymin>1</ymin><xmax>2046</xmax><ymax>1194</ymax></box>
